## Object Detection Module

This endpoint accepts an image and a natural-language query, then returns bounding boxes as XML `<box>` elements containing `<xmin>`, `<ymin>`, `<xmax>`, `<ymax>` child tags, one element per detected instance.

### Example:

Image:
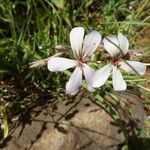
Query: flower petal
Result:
<box><xmin>92</xmin><ymin>64</ymin><xmax>112</xmax><ymax>88</ymax></box>
<box><xmin>47</xmin><ymin>57</ymin><xmax>77</xmax><ymax>72</ymax></box>
<box><xmin>83</xmin><ymin>30</ymin><xmax>101</xmax><ymax>58</ymax></box>
<box><xmin>120</xmin><ymin>60</ymin><xmax>146</xmax><ymax>76</ymax></box>
<box><xmin>117</xmin><ymin>33</ymin><xmax>129</xmax><ymax>55</ymax></box>
<box><xmin>66</xmin><ymin>67</ymin><xmax>82</xmax><ymax>95</ymax></box>
<box><xmin>103</xmin><ymin>36</ymin><xmax>120</xmax><ymax>57</ymax></box>
<box><xmin>112</xmin><ymin>67</ymin><xmax>126</xmax><ymax>91</ymax></box>
<box><xmin>70</xmin><ymin>27</ymin><xmax>85</xmax><ymax>56</ymax></box>
<box><xmin>83</xmin><ymin>64</ymin><xmax>95</xmax><ymax>92</ymax></box>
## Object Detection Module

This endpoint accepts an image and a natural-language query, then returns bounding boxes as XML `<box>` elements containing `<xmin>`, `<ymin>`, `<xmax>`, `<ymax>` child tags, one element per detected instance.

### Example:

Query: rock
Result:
<box><xmin>0</xmin><ymin>90</ymin><xmax>144</xmax><ymax>150</ymax></box>
<box><xmin>31</xmin><ymin>106</ymin><xmax>124</xmax><ymax>150</ymax></box>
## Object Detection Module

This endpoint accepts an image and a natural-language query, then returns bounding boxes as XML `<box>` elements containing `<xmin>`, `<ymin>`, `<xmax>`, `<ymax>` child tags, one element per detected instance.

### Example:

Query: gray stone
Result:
<box><xmin>0</xmin><ymin>90</ymin><xmax>144</xmax><ymax>150</ymax></box>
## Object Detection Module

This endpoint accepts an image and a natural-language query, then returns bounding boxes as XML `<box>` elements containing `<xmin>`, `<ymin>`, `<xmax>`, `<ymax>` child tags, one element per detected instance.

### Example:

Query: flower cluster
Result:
<box><xmin>47</xmin><ymin>27</ymin><xmax>146</xmax><ymax>95</ymax></box>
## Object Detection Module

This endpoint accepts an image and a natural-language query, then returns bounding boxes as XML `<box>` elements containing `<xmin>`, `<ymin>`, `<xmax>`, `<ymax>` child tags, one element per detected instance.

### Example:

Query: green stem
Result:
<box><xmin>134</xmin><ymin>0</ymin><xmax>149</xmax><ymax>19</ymax></box>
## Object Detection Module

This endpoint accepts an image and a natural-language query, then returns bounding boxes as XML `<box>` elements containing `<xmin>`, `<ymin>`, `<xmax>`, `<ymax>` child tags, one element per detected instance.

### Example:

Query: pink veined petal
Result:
<box><xmin>47</xmin><ymin>57</ymin><xmax>77</xmax><ymax>72</ymax></box>
<box><xmin>70</xmin><ymin>27</ymin><xmax>85</xmax><ymax>56</ymax></box>
<box><xmin>120</xmin><ymin>60</ymin><xmax>146</xmax><ymax>76</ymax></box>
<box><xmin>92</xmin><ymin>64</ymin><xmax>113</xmax><ymax>88</ymax></box>
<box><xmin>82</xmin><ymin>30</ymin><xmax>101</xmax><ymax>59</ymax></box>
<box><xmin>83</xmin><ymin>64</ymin><xmax>95</xmax><ymax>92</ymax></box>
<box><xmin>112</xmin><ymin>67</ymin><xmax>127</xmax><ymax>91</ymax></box>
<box><xmin>66</xmin><ymin>67</ymin><xmax>82</xmax><ymax>95</ymax></box>
<box><xmin>117</xmin><ymin>33</ymin><xmax>129</xmax><ymax>55</ymax></box>
<box><xmin>103</xmin><ymin>36</ymin><xmax>120</xmax><ymax>57</ymax></box>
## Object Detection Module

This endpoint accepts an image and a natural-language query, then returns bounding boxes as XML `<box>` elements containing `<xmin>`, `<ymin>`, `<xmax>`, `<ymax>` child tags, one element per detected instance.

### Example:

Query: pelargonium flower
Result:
<box><xmin>47</xmin><ymin>27</ymin><xmax>101</xmax><ymax>95</ymax></box>
<box><xmin>92</xmin><ymin>33</ymin><xmax>146</xmax><ymax>91</ymax></box>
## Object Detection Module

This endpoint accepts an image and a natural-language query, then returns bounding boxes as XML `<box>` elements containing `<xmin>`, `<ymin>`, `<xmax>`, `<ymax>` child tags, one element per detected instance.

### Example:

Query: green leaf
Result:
<box><xmin>121</xmin><ymin>145</ymin><xmax>128</xmax><ymax>150</ymax></box>
<box><xmin>3</xmin><ymin>113</ymin><xmax>9</xmax><ymax>139</ymax></box>
<box><xmin>51</xmin><ymin>0</ymin><xmax>64</xmax><ymax>9</ymax></box>
<box><xmin>64</xmin><ymin>70</ymin><xmax>71</xmax><ymax>77</ymax></box>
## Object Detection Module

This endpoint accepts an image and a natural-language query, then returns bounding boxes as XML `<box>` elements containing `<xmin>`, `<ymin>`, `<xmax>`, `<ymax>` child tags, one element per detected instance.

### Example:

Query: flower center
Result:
<box><xmin>77</xmin><ymin>56</ymin><xmax>84</xmax><ymax>67</ymax></box>
<box><xmin>112</xmin><ymin>58</ymin><xmax>121</xmax><ymax>67</ymax></box>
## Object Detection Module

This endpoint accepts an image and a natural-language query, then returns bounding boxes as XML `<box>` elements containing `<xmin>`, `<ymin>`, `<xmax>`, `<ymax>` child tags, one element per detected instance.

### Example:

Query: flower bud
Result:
<box><xmin>55</xmin><ymin>45</ymin><xmax>67</xmax><ymax>52</ymax></box>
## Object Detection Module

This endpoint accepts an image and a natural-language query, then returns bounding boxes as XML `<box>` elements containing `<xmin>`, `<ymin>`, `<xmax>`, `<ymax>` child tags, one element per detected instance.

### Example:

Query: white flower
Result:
<box><xmin>92</xmin><ymin>33</ymin><xmax>146</xmax><ymax>91</ymax></box>
<box><xmin>47</xmin><ymin>27</ymin><xmax>101</xmax><ymax>95</ymax></box>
